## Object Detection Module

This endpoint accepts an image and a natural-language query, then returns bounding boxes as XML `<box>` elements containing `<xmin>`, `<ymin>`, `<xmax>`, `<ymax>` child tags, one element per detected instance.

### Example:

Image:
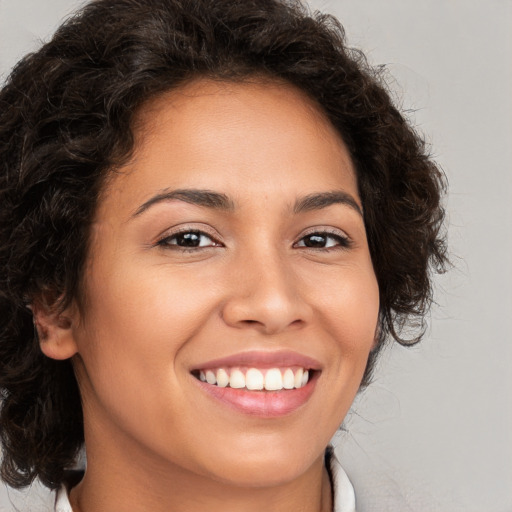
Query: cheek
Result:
<box><xmin>72</xmin><ymin>264</ymin><xmax>215</xmax><ymax>434</ymax></box>
<box><xmin>75</xmin><ymin>258</ymin><xmax>224</xmax><ymax>371</ymax></box>
<box><xmin>299</xmin><ymin>263</ymin><xmax>379</xmax><ymax>433</ymax></box>
<box><xmin>316</xmin><ymin>264</ymin><xmax>379</xmax><ymax>350</ymax></box>
<box><xmin>313</xmin><ymin>265</ymin><xmax>379</xmax><ymax>412</ymax></box>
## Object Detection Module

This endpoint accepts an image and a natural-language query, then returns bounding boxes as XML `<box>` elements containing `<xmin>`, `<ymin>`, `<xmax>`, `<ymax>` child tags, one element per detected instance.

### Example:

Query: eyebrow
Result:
<box><xmin>132</xmin><ymin>188</ymin><xmax>362</xmax><ymax>218</ymax></box>
<box><xmin>293</xmin><ymin>191</ymin><xmax>363</xmax><ymax>216</ymax></box>
<box><xmin>133</xmin><ymin>189</ymin><xmax>235</xmax><ymax>217</ymax></box>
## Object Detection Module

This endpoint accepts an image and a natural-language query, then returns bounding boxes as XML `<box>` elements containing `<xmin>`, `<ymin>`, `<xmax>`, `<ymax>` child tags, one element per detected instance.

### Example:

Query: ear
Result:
<box><xmin>32</xmin><ymin>298</ymin><xmax>79</xmax><ymax>360</ymax></box>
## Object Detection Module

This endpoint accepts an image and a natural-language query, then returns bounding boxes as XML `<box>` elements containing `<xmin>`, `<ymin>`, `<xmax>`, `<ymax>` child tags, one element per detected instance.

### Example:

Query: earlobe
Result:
<box><xmin>32</xmin><ymin>299</ymin><xmax>79</xmax><ymax>360</ymax></box>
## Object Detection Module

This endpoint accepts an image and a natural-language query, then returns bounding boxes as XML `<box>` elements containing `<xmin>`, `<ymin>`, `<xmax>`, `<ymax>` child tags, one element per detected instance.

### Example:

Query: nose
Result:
<box><xmin>221</xmin><ymin>249</ymin><xmax>312</xmax><ymax>335</ymax></box>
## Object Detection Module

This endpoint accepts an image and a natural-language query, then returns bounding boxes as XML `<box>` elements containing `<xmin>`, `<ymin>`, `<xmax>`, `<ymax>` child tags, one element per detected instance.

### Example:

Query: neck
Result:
<box><xmin>69</xmin><ymin>440</ymin><xmax>332</xmax><ymax>512</ymax></box>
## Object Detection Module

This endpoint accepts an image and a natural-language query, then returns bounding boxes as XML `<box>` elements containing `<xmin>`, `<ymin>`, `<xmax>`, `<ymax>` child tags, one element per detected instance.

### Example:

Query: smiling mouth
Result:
<box><xmin>191</xmin><ymin>367</ymin><xmax>313</xmax><ymax>391</ymax></box>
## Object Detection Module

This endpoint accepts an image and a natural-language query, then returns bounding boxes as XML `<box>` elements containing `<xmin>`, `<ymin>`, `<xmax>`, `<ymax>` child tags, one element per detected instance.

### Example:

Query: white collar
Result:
<box><xmin>327</xmin><ymin>449</ymin><xmax>357</xmax><ymax>512</ymax></box>
<box><xmin>54</xmin><ymin>485</ymin><xmax>73</xmax><ymax>512</ymax></box>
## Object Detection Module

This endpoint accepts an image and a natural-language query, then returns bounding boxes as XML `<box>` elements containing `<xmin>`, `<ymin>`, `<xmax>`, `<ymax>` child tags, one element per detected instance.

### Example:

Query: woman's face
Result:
<box><xmin>70</xmin><ymin>79</ymin><xmax>379</xmax><ymax>487</ymax></box>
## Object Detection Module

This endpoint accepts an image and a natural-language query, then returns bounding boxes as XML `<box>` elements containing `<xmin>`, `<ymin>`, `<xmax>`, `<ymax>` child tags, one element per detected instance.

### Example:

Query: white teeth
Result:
<box><xmin>205</xmin><ymin>370</ymin><xmax>216</xmax><ymax>385</ymax></box>
<box><xmin>197</xmin><ymin>367</ymin><xmax>311</xmax><ymax>390</ymax></box>
<box><xmin>230</xmin><ymin>369</ymin><xmax>246</xmax><ymax>389</ymax></box>
<box><xmin>246</xmin><ymin>368</ymin><xmax>264</xmax><ymax>390</ymax></box>
<box><xmin>294</xmin><ymin>368</ymin><xmax>304</xmax><ymax>389</ymax></box>
<box><xmin>264</xmin><ymin>368</ymin><xmax>283</xmax><ymax>391</ymax></box>
<box><xmin>283</xmin><ymin>368</ymin><xmax>295</xmax><ymax>389</ymax></box>
<box><xmin>216</xmin><ymin>368</ymin><xmax>229</xmax><ymax>388</ymax></box>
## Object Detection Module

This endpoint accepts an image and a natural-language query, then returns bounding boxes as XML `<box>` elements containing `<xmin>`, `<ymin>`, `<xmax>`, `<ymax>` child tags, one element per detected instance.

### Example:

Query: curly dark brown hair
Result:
<box><xmin>0</xmin><ymin>0</ymin><xmax>447</xmax><ymax>491</ymax></box>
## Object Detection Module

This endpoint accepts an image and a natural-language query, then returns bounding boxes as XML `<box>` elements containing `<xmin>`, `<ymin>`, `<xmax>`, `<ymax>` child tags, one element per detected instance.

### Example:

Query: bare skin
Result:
<box><xmin>38</xmin><ymin>79</ymin><xmax>379</xmax><ymax>511</ymax></box>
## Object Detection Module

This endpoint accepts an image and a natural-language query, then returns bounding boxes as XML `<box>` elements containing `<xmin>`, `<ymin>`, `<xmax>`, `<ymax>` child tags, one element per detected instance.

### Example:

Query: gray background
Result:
<box><xmin>1</xmin><ymin>0</ymin><xmax>511</xmax><ymax>511</ymax></box>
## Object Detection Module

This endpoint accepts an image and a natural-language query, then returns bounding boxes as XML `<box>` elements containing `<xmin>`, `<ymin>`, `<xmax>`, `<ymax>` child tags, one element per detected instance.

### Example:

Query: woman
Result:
<box><xmin>0</xmin><ymin>0</ymin><xmax>447</xmax><ymax>510</ymax></box>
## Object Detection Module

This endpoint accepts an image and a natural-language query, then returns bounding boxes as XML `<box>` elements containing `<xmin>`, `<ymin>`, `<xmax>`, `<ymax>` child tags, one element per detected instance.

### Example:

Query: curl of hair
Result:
<box><xmin>0</xmin><ymin>0</ymin><xmax>447</xmax><ymax>489</ymax></box>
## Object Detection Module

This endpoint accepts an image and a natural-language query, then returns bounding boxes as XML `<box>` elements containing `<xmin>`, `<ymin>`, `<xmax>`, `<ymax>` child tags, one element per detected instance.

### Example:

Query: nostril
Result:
<box><xmin>221</xmin><ymin>292</ymin><xmax>312</xmax><ymax>334</ymax></box>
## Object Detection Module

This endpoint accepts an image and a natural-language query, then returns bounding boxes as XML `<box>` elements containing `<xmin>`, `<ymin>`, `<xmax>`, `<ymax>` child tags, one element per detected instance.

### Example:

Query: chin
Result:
<box><xmin>198</xmin><ymin>440</ymin><xmax>324</xmax><ymax>488</ymax></box>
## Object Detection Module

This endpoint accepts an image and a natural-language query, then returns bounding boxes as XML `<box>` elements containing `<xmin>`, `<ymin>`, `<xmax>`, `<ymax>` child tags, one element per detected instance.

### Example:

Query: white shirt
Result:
<box><xmin>54</xmin><ymin>453</ymin><xmax>356</xmax><ymax>512</ymax></box>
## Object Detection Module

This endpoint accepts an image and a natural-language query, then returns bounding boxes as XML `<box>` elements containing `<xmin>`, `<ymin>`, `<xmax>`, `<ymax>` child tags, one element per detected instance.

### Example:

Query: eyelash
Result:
<box><xmin>156</xmin><ymin>228</ymin><xmax>352</xmax><ymax>252</ymax></box>
<box><xmin>156</xmin><ymin>229</ymin><xmax>221</xmax><ymax>252</ymax></box>
<box><xmin>294</xmin><ymin>230</ymin><xmax>352</xmax><ymax>251</ymax></box>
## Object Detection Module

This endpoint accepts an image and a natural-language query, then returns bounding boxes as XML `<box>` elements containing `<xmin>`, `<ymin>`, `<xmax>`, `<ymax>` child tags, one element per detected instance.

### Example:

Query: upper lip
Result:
<box><xmin>190</xmin><ymin>350</ymin><xmax>322</xmax><ymax>371</ymax></box>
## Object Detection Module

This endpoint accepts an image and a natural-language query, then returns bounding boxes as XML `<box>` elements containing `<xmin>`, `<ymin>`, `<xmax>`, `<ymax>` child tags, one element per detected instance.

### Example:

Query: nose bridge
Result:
<box><xmin>247</xmin><ymin>246</ymin><xmax>296</xmax><ymax>307</ymax></box>
<box><xmin>222</xmin><ymin>241</ymin><xmax>310</xmax><ymax>334</ymax></box>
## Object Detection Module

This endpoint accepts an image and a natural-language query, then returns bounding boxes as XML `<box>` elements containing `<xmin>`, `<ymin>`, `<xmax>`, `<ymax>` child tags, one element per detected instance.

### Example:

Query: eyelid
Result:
<box><xmin>155</xmin><ymin>224</ymin><xmax>223</xmax><ymax>247</ymax></box>
<box><xmin>297</xmin><ymin>226</ymin><xmax>351</xmax><ymax>241</ymax></box>
<box><xmin>152</xmin><ymin>224</ymin><xmax>352</xmax><ymax>250</ymax></box>
<box><xmin>293</xmin><ymin>227</ymin><xmax>353</xmax><ymax>249</ymax></box>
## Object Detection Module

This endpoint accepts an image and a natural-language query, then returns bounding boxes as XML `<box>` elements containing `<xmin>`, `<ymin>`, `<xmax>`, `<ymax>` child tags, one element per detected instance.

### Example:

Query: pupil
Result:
<box><xmin>178</xmin><ymin>232</ymin><xmax>200</xmax><ymax>247</ymax></box>
<box><xmin>305</xmin><ymin>234</ymin><xmax>326</xmax><ymax>247</ymax></box>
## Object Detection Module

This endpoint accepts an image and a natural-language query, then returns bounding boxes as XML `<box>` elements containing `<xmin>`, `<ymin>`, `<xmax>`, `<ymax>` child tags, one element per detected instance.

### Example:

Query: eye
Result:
<box><xmin>294</xmin><ymin>231</ymin><xmax>351</xmax><ymax>250</ymax></box>
<box><xmin>157</xmin><ymin>230</ymin><xmax>220</xmax><ymax>249</ymax></box>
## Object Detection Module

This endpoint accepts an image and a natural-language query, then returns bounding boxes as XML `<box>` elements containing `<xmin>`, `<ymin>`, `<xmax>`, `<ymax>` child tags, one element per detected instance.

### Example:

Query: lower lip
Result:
<box><xmin>193</xmin><ymin>373</ymin><xmax>318</xmax><ymax>418</ymax></box>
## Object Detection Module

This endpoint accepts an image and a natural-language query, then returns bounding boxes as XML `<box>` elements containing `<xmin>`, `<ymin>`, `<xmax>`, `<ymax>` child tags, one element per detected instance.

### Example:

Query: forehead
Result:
<box><xmin>136</xmin><ymin>78</ymin><xmax>336</xmax><ymax>134</ymax></box>
<box><xmin>99</xmin><ymin>78</ymin><xmax>359</xmax><ymax>217</ymax></box>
